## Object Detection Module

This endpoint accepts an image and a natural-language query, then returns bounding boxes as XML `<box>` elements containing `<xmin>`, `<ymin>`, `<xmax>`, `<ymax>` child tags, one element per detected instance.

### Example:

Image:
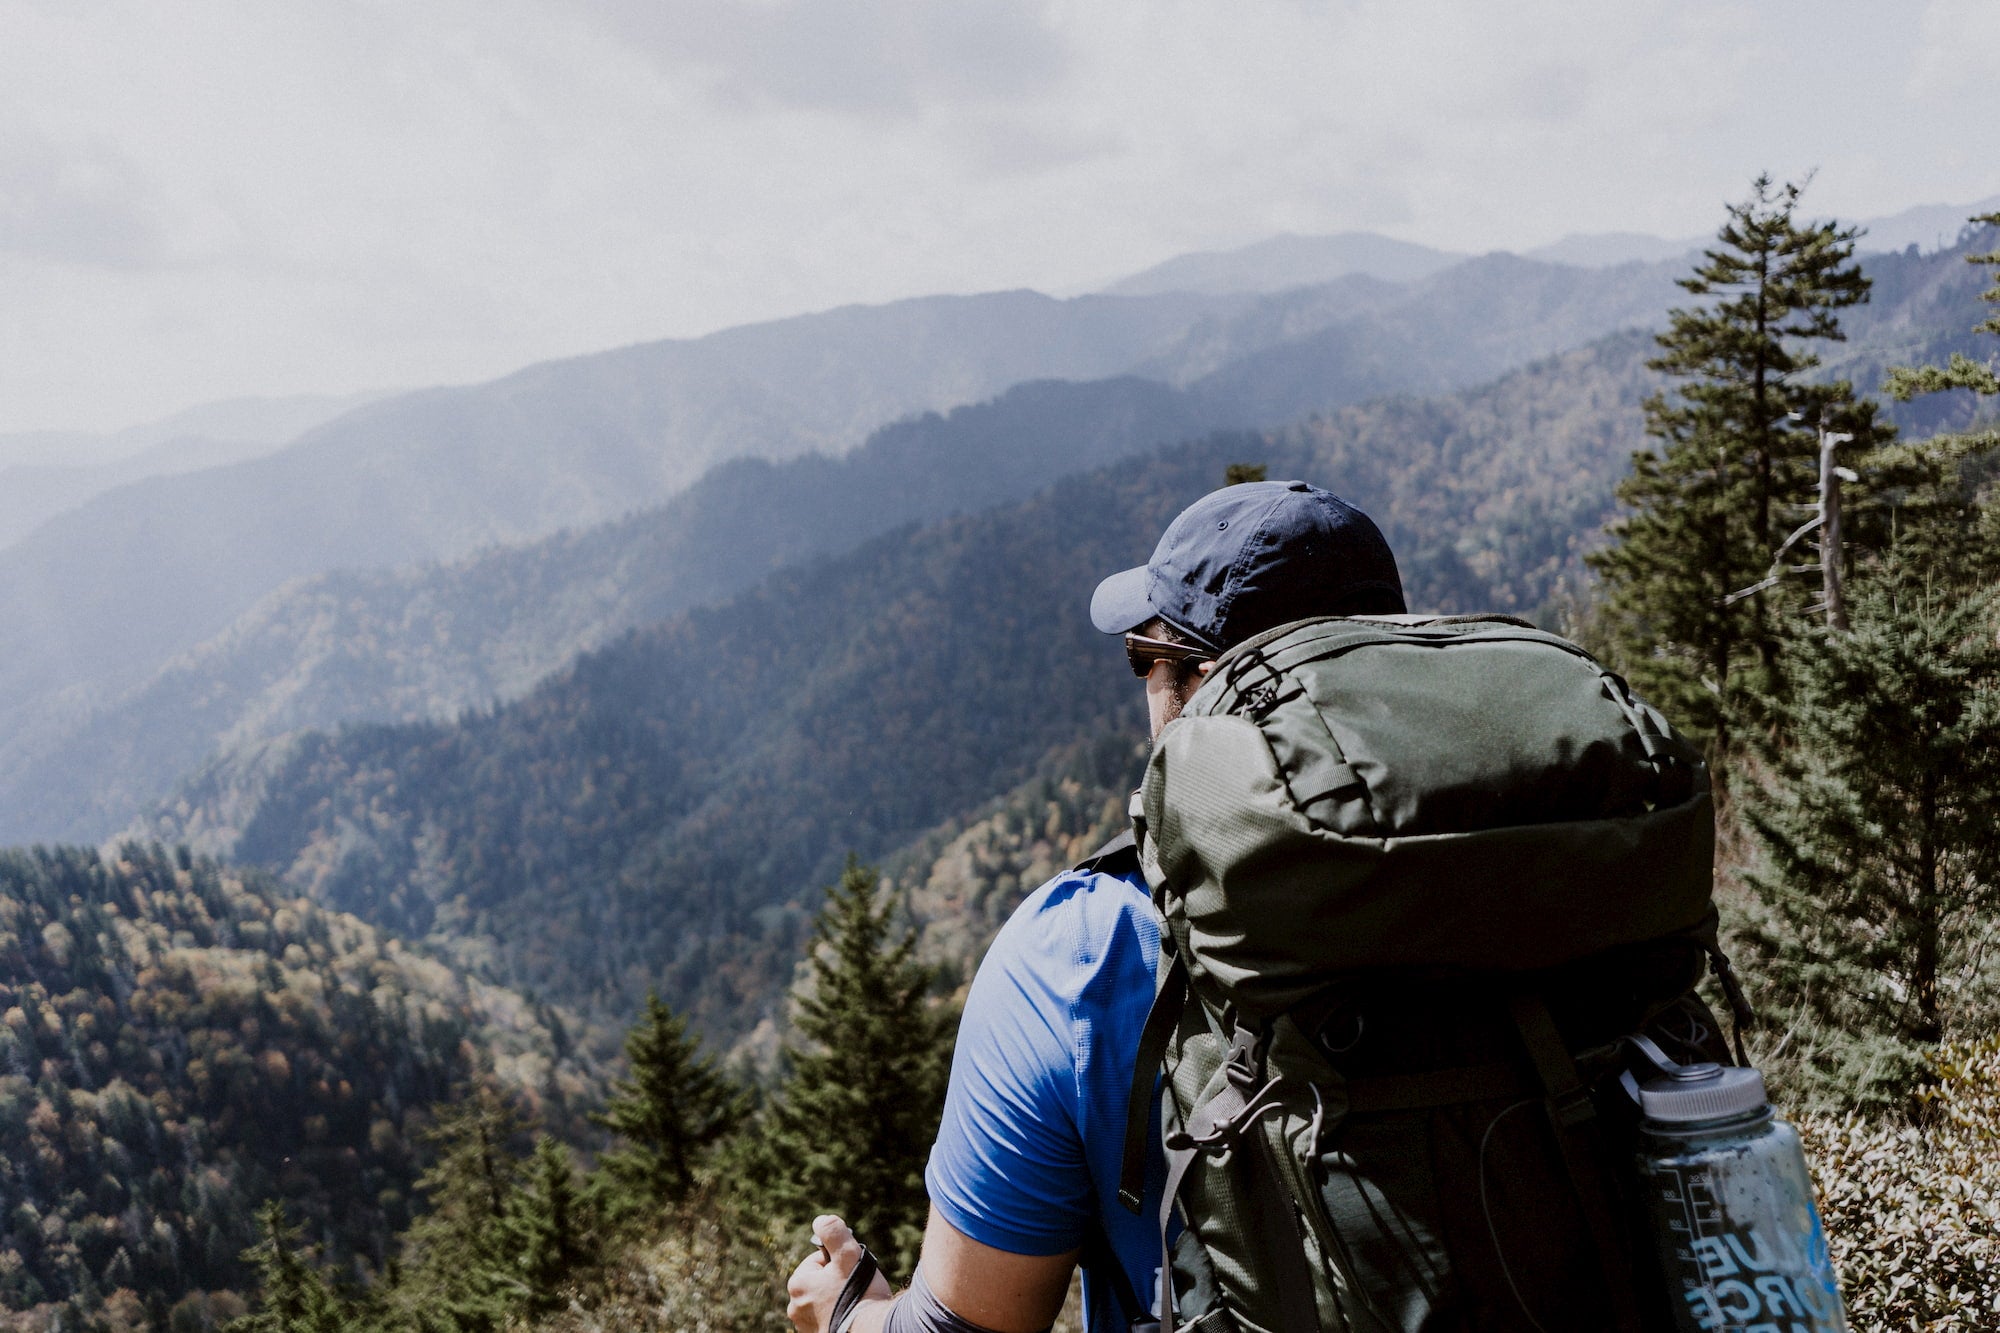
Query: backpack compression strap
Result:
<box><xmin>1510</xmin><ymin>996</ymin><xmax>1644</xmax><ymax>1333</ymax></box>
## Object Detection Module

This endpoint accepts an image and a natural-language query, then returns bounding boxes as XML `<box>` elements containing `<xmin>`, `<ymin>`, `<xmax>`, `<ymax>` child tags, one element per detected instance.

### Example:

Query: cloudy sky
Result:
<box><xmin>3</xmin><ymin>0</ymin><xmax>1996</xmax><ymax>435</ymax></box>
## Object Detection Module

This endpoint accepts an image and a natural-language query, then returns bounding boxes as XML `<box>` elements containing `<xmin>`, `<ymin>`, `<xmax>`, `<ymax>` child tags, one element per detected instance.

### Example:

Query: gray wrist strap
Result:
<box><xmin>880</xmin><ymin>1265</ymin><xmax>1051</xmax><ymax>1333</ymax></box>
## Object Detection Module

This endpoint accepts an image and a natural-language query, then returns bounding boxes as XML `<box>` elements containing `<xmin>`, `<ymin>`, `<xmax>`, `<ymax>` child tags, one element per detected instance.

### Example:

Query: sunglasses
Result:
<box><xmin>1124</xmin><ymin>632</ymin><xmax>1214</xmax><ymax>678</ymax></box>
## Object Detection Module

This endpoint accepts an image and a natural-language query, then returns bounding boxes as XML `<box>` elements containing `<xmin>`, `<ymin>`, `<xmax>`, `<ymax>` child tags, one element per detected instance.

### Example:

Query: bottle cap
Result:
<box><xmin>1637</xmin><ymin>1063</ymin><xmax>1770</xmax><ymax>1125</ymax></box>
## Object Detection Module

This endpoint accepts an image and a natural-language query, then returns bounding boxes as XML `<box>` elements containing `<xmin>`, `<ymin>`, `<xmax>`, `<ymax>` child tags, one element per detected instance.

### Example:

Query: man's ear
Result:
<box><xmin>1197</xmin><ymin>660</ymin><xmax>1216</xmax><ymax>676</ymax></box>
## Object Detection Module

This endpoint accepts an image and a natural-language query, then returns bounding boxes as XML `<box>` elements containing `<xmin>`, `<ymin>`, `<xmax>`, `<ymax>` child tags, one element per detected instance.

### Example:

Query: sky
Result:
<box><xmin>3</xmin><ymin>0</ymin><xmax>1997</xmax><ymax>436</ymax></box>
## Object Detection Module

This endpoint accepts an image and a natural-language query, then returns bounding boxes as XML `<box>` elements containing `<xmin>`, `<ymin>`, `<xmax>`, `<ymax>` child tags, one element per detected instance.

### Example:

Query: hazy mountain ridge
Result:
<box><xmin>0</xmin><ymin>391</ymin><xmax>397</xmax><ymax>553</ymax></box>
<box><xmin>1097</xmin><ymin>196</ymin><xmax>2000</xmax><ymax>301</ymax></box>
<box><xmin>1188</xmin><ymin>251</ymin><xmax>1687</xmax><ymax>423</ymax></box>
<box><xmin>1</xmin><ymin>434</ymin><xmax>296</xmax><ymax>554</ymax></box>
<box><xmin>1103</xmin><ymin>231</ymin><xmax>1465</xmax><ymax>296</ymax></box>
<box><xmin>130</xmin><ymin>335</ymin><xmax>1666</xmax><ymax>1039</ymax></box>
<box><xmin>1</xmin><ymin>246</ymin><xmax>1760</xmax><ymax>847</ymax></box>
<box><xmin>13</xmin><ymin>233</ymin><xmax>1994</xmax><ymax>857</ymax></box>
<box><xmin>0</xmin><ymin>288</ymin><xmax>1240</xmax><ymax>795</ymax></box>
<box><xmin>0</xmin><ymin>391</ymin><xmax>393</xmax><ymax>472</ymax></box>
<box><xmin>11</xmin><ymin>379</ymin><xmax>1213</xmax><ymax>845</ymax></box>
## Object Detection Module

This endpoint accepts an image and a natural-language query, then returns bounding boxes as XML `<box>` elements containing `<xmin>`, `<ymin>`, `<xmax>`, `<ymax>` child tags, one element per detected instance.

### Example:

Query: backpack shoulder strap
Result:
<box><xmin>1119</xmin><ymin>951</ymin><xmax>1187</xmax><ymax>1212</ymax></box>
<box><xmin>1072</xmin><ymin>828</ymin><xmax>1140</xmax><ymax>878</ymax></box>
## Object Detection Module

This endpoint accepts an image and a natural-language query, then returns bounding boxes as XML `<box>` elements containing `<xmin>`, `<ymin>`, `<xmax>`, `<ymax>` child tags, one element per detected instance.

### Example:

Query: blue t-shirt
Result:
<box><xmin>924</xmin><ymin>861</ymin><xmax>1165</xmax><ymax>1330</ymax></box>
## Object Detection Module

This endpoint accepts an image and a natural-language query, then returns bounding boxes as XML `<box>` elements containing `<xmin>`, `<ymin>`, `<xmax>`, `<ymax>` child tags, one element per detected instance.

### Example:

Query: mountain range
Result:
<box><xmin>0</xmin><ymin>215</ymin><xmax>1983</xmax><ymax>1029</ymax></box>
<box><xmin>103</xmin><ymin>225</ymin><xmax>1996</xmax><ymax>1050</ymax></box>
<box><xmin>1096</xmin><ymin>195</ymin><xmax>2000</xmax><ymax>298</ymax></box>
<box><xmin>0</xmin><ymin>249</ymin><xmax>1711</xmax><ymax>847</ymax></box>
<box><xmin>0</xmin><ymin>391</ymin><xmax>394</xmax><ymax>553</ymax></box>
<box><xmin>19</xmin><ymin>229</ymin><xmax>2000</xmax><ymax>855</ymax></box>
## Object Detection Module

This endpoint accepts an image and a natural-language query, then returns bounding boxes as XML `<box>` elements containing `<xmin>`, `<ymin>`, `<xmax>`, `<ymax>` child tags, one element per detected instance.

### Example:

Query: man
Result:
<box><xmin>788</xmin><ymin>480</ymin><xmax>1406</xmax><ymax>1333</ymax></box>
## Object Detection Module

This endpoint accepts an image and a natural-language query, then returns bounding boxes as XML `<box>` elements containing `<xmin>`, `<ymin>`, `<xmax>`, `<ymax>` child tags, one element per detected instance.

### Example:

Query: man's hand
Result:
<box><xmin>787</xmin><ymin>1215</ymin><xmax>892</xmax><ymax>1333</ymax></box>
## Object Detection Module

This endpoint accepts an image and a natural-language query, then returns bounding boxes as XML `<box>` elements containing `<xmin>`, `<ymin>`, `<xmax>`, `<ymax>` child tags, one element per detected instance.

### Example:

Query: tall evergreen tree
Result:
<box><xmin>494</xmin><ymin>1137</ymin><xmax>594</xmax><ymax>1316</ymax></box>
<box><xmin>380</xmin><ymin>1091</ymin><xmax>524</xmax><ymax>1333</ymax></box>
<box><xmin>1742</xmin><ymin>210</ymin><xmax>2000</xmax><ymax>1106</ymax></box>
<box><xmin>230</xmin><ymin>1202</ymin><xmax>350</xmax><ymax>1333</ymax></box>
<box><xmin>591</xmin><ymin>991</ymin><xmax>743</xmax><ymax>1220</ymax></box>
<box><xmin>753</xmin><ymin>858</ymin><xmax>953</xmax><ymax>1276</ymax></box>
<box><xmin>1743</xmin><ymin>549</ymin><xmax>2000</xmax><ymax>1102</ymax></box>
<box><xmin>1590</xmin><ymin>175</ymin><xmax>1887</xmax><ymax>756</ymax></box>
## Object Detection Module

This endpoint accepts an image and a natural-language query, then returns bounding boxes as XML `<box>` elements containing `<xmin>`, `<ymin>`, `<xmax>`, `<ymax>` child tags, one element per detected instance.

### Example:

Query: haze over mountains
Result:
<box><xmin>132</xmin><ymin>335</ymin><xmax>1665</xmax><ymax>1036</ymax></box>
<box><xmin>6</xmin><ymin>227</ymin><xmax>1996</xmax><ymax>857</ymax></box>
<box><xmin>1097</xmin><ymin>195</ymin><xmax>2000</xmax><ymax>299</ymax></box>
<box><xmin>0</xmin><ymin>249</ymin><xmax>1705</xmax><ymax>846</ymax></box>
<box><xmin>0</xmin><ymin>390</ymin><xmax>395</xmax><ymax>551</ymax></box>
<box><xmin>0</xmin><ymin>291</ymin><xmax>1229</xmax><ymax>811</ymax></box>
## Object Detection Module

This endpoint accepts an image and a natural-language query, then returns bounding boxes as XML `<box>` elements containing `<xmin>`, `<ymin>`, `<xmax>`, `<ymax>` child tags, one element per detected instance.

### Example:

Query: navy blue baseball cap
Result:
<box><xmin>1090</xmin><ymin>480</ymin><xmax>1405</xmax><ymax>649</ymax></box>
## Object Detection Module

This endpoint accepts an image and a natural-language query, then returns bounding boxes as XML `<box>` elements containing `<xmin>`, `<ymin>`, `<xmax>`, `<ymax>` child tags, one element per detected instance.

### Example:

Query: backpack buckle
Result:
<box><xmin>1550</xmin><ymin>1085</ymin><xmax>1597</xmax><ymax>1130</ymax></box>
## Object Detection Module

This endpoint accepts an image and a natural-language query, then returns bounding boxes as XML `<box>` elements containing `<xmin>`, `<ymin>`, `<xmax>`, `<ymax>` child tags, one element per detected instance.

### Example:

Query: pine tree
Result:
<box><xmin>1590</xmin><ymin>174</ymin><xmax>1887</xmax><ymax>757</ymax></box>
<box><xmin>1744</xmin><ymin>550</ymin><xmax>2000</xmax><ymax>1103</ymax></box>
<box><xmin>1740</xmin><ymin>210</ymin><xmax>2000</xmax><ymax>1107</ymax></box>
<box><xmin>591</xmin><ymin>991</ymin><xmax>742</xmax><ymax>1220</ymax></box>
<box><xmin>230</xmin><ymin>1201</ymin><xmax>350</xmax><ymax>1333</ymax></box>
<box><xmin>380</xmin><ymin>1090</ymin><xmax>523</xmax><ymax>1333</ymax></box>
<box><xmin>752</xmin><ymin>858</ymin><xmax>953</xmax><ymax>1276</ymax></box>
<box><xmin>494</xmin><ymin>1137</ymin><xmax>594</xmax><ymax>1316</ymax></box>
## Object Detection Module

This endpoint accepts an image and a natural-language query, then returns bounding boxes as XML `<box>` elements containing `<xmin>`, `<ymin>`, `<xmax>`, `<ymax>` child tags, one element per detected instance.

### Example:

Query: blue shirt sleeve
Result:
<box><xmin>924</xmin><ymin>867</ymin><xmax>1162</xmax><ymax>1263</ymax></box>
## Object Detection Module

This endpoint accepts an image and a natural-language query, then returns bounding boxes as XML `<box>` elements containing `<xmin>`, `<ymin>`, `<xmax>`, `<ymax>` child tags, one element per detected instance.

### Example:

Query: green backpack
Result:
<box><xmin>1117</xmin><ymin>614</ymin><xmax>1749</xmax><ymax>1333</ymax></box>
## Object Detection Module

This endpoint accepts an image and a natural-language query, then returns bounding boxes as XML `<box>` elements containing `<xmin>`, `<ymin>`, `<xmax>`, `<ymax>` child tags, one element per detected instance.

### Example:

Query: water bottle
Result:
<box><xmin>1627</xmin><ymin>1038</ymin><xmax>1848</xmax><ymax>1333</ymax></box>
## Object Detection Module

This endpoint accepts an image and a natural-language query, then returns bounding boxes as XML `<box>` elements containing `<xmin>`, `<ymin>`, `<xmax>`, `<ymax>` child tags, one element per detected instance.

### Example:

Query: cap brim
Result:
<box><xmin>1090</xmin><ymin>565</ymin><xmax>1155</xmax><ymax>634</ymax></box>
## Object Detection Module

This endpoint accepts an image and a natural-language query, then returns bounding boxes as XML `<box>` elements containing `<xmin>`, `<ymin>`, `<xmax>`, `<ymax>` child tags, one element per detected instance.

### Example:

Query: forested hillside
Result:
<box><xmin>0</xmin><ymin>846</ymin><xmax>597</xmax><ymax>1325</ymax></box>
<box><xmin>134</xmin><ymin>333</ymin><xmax>1663</xmax><ymax>1038</ymax></box>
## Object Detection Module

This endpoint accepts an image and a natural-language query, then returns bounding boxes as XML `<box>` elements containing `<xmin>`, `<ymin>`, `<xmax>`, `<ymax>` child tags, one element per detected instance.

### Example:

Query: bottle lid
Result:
<box><xmin>1637</xmin><ymin>1063</ymin><xmax>1770</xmax><ymax>1125</ymax></box>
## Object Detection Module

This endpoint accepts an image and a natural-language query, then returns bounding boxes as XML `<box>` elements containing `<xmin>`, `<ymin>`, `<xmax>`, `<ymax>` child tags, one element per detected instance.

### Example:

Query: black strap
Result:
<box><xmin>828</xmin><ymin>1245</ymin><xmax>880</xmax><ymax>1333</ymax></box>
<box><xmin>1081</xmin><ymin>1223</ymin><xmax>1158</xmax><ymax>1332</ymax></box>
<box><xmin>1073</xmin><ymin>829</ymin><xmax>1140</xmax><ymax>877</ymax></box>
<box><xmin>1120</xmin><ymin>952</ymin><xmax>1188</xmax><ymax>1213</ymax></box>
<box><xmin>1155</xmin><ymin>1140</ymin><xmax>1198</xmax><ymax>1330</ymax></box>
<box><xmin>1509</xmin><ymin>996</ymin><xmax>1644</xmax><ymax>1333</ymax></box>
<box><xmin>1343</xmin><ymin>1062</ymin><xmax>1533</xmax><ymax>1113</ymax></box>
<box><xmin>1675</xmin><ymin>906</ymin><xmax>1756</xmax><ymax>1066</ymax></box>
<box><xmin>1708</xmin><ymin>947</ymin><xmax>1754</xmax><ymax>1067</ymax></box>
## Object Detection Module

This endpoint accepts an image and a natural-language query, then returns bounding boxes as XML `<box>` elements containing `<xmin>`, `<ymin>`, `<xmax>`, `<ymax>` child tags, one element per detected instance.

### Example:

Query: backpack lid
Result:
<box><xmin>1138</xmin><ymin>615</ymin><xmax>1715</xmax><ymax>1017</ymax></box>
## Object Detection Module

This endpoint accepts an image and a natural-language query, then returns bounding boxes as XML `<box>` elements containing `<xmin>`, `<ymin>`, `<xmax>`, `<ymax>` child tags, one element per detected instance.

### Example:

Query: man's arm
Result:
<box><xmin>787</xmin><ymin>1208</ymin><xmax>1077</xmax><ymax>1333</ymax></box>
